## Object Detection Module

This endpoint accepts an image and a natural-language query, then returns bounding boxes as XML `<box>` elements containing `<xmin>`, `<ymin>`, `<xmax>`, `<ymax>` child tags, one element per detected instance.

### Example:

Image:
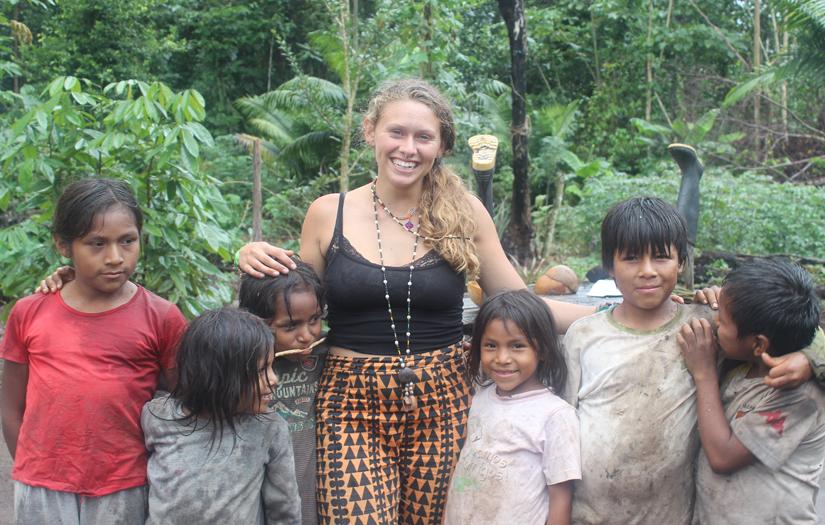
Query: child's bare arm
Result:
<box><xmin>546</xmin><ymin>481</ymin><xmax>573</xmax><ymax>525</ymax></box>
<box><xmin>1</xmin><ymin>361</ymin><xmax>28</xmax><ymax>458</ymax></box>
<box><xmin>678</xmin><ymin>319</ymin><xmax>756</xmax><ymax>474</ymax></box>
<box><xmin>764</xmin><ymin>327</ymin><xmax>824</xmax><ymax>389</ymax></box>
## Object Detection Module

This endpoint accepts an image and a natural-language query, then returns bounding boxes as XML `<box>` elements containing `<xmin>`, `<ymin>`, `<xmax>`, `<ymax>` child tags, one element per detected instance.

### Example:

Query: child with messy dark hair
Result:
<box><xmin>239</xmin><ymin>257</ymin><xmax>326</xmax><ymax>525</ymax></box>
<box><xmin>679</xmin><ymin>258</ymin><xmax>825</xmax><ymax>524</ymax></box>
<box><xmin>141</xmin><ymin>307</ymin><xmax>300</xmax><ymax>524</ymax></box>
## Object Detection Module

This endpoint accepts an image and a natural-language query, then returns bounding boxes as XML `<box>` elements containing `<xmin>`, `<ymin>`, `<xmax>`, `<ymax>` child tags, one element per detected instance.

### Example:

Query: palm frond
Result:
<box><xmin>234</xmin><ymin>96</ymin><xmax>295</xmax><ymax>144</ymax></box>
<box><xmin>276</xmin><ymin>76</ymin><xmax>347</xmax><ymax>107</ymax></box>
<box><xmin>279</xmin><ymin>130</ymin><xmax>340</xmax><ymax>166</ymax></box>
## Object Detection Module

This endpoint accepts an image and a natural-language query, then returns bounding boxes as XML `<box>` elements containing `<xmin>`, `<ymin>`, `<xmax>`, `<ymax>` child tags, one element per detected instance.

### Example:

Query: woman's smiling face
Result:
<box><xmin>364</xmin><ymin>99</ymin><xmax>444</xmax><ymax>190</ymax></box>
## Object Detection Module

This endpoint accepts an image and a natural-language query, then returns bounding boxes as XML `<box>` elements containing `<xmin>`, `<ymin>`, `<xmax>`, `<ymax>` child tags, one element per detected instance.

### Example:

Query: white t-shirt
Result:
<box><xmin>693</xmin><ymin>366</ymin><xmax>825</xmax><ymax>525</ymax></box>
<box><xmin>563</xmin><ymin>304</ymin><xmax>712</xmax><ymax>525</ymax></box>
<box><xmin>444</xmin><ymin>384</ymin><xmax>581</xmax><ymax>525</ymax></box>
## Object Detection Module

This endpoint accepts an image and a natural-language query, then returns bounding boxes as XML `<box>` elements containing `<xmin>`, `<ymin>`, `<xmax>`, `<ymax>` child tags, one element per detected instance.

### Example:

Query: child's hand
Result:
<box><xmin>677</xmin><ymin>318</ymin><xmax>719</xmax><ymax>382</ymax></box>
<box><xmin>35</xmin><ymin>266</ymin><xmax>75</xmax><ymax>294</ymax></box>
<box><xmin>692</xmin><ymin>286</ymin><xmax>721</xmax><ymax>309</ymax></box>
<box><xmin>762</xmin><ymin>352</ymin><xmax>812</xmax><ymax>389</ymax></box>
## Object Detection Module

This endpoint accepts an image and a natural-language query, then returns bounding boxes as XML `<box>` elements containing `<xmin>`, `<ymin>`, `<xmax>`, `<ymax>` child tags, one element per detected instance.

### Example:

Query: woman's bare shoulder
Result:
<box><xmin>306</xmin><ymin>193</ymin><xmax>341</xmax><ymax>222</ymax></box>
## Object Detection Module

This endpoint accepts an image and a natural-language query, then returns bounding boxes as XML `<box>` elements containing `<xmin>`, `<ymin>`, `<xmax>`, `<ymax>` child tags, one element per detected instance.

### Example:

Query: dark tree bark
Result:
<box><xmin>498</xmin><ymin>0</ymin><xmax>534</xmax><ymax>263</ymax></box>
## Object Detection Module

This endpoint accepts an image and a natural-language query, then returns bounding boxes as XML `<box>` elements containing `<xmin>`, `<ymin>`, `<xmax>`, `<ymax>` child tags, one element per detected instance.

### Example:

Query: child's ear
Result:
<box><xmin>752</xmin><ymin>334</ymin><xmax>771</xmax><ymax>358</ymax></box>
<box><xmin>53</xmin><ymin>234</ymin><xmax>71</xmax><ymax>259</ymax></box>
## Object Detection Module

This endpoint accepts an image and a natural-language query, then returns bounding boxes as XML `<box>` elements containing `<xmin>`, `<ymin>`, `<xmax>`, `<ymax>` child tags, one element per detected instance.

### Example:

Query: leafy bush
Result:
<box><xmin>0</xmin><ymin>76</ymin><xmax>239</xmax><ymax>316</ymax></box>
<box><xmin>554</xmin><ymin>170</ymin><xmax>825</xmax><ymax>260</ymax></box>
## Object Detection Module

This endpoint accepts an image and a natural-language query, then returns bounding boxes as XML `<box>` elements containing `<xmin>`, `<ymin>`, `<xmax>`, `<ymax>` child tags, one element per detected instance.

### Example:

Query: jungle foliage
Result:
<box><xmin>2</xmin><ymin>0</ymin><xmax>824</xmax><ymax>313</ymax></box>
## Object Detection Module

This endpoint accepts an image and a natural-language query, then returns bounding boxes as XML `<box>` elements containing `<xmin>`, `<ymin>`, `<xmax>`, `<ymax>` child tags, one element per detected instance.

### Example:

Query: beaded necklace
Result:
<box><xmin>372</xmin><ymin>187</ymin><xmax>419</xmax><ymax>412</ymax></box>
<box><xmin>370</xmin><ymin>180</ymin><xmax>469</xmax><ymax>242</ymax></box>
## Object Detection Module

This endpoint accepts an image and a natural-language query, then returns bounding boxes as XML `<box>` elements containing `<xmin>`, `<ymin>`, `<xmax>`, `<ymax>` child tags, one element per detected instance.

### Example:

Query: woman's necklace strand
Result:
<box><xmin>370</xmin><ymin>180</ymin><xmax>469</xmax><ymax>242</ymax></box>
<box><xmin>372</xmin><ymin>189</ymin><xmax>418</xmax><ymax>408</ymax></box>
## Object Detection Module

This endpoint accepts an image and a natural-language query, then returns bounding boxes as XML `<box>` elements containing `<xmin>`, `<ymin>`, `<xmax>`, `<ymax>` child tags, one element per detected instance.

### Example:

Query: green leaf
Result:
<box><xmin>181</xmin><ymin>128</ymin><xmax>199</xmax><ymax>158</ymax></box>
<box><xmin>722</xmin><ymin>73</ymin><xmax>774</xmax><ymax>108</ymax></box>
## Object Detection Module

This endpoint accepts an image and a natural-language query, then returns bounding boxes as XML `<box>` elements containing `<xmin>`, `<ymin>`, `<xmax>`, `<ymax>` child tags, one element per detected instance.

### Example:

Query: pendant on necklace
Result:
<box><xmin>402</xmin><ymin>393</ymin><xmax>418</xmax><ymax>412</ymax></box>
<box><xmin>404</xmin><ymin>220</ymin><xmax>415</xmax><ymax>231</ymax></box>
<box><xmin>398</xmin><ymin>366</ymin><xmax>417</xmax><ymax>384</ymax></box>
<box><xmin>399</xmin><ymin>369</ymin><xmax>418</xmax><ymax>413</ymax></box>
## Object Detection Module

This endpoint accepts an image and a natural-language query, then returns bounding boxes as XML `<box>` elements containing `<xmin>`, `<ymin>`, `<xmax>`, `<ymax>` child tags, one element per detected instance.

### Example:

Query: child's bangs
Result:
<box><xmin>614</xmin><ymin>215</ymin><xmax>678</xmax><ymax>260</ymax></box>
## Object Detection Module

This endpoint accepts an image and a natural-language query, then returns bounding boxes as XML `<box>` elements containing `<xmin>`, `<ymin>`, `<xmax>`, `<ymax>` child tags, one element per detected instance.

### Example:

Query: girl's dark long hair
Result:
<box><xmin>172</xmin><ymin>307</ymin><xmax>275</xmax><ymax>447</ymax></box>
<box><xmin>469</xmin><ymin>289</ymin><xmax>567</xmax><ymax>393</ymax></box>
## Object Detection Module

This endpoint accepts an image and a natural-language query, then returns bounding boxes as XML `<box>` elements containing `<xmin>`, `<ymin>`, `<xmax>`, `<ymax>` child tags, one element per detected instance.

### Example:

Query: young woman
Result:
<box><xmin>237</xmin><ymin>79</ymin><xmax>593</xmax><ymax>525</ymax></box>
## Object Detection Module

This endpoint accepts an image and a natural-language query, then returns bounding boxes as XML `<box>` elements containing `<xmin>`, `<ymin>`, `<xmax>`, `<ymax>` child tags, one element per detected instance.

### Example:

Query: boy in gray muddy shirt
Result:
<box><xmin>679</xmin><ymin>258</ymin><xmax>825</xmax><ymax>525</ymax></box>
<box><xmin>239</xmin><ymin>259</ymin><xmax>327</xmax><ymax>525</ymax></box>
<box><xmin>562</xmin><ymin>197</ymin><xmax>821</xmax><ymax>525</ymax></box>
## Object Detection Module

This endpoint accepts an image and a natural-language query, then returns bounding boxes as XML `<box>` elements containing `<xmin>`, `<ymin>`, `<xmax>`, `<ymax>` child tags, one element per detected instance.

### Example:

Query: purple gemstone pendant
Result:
<box><xmin>404</xmin><ymin>220</ymin><xmax>414</xmax><ymax>231</ymax></box>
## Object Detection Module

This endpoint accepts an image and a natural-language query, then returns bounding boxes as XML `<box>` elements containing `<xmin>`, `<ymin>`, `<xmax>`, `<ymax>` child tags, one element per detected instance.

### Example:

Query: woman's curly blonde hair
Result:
<box><xmin>364</xmin><ymin>79</ymin><xmax>480</xmax><ymax>279</ymax></box>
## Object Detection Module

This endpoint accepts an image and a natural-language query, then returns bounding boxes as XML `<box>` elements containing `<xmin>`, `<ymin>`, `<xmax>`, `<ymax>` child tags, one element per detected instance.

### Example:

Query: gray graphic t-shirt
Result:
<box><xmin>273</xmin><ymin>345</ymin><xmax>327</xmax><ymax>525</ymax></box>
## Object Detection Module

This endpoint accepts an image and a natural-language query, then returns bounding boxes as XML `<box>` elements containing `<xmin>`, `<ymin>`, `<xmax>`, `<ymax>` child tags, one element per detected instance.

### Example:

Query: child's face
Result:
<box><xmin>714</xmin><ymin>290</ymin><xmax>756</xmax><ymax>361</ymax></box>
<box><xmin>57</xmin><ymin>205</ymin><xmax>140</xmax><ymax>297</ymax></box>
<box><xmin>480</xmin><ymin>318</ymin><xmax>542</xmax><ymax>396</ymax></box>
<box><xmin>269</xmin><ymin>290</ymin><xmax>322</xmax><ymax>355</ymax></box>
<box><xmin>610</xmin><ymin>245</ymin><xmax>682</xmax><ymax>314</ymax></box>
<box><xmin>252</xmin><ymin>351</ymin><xmax>278</xmax><ymax>413</ymax></box>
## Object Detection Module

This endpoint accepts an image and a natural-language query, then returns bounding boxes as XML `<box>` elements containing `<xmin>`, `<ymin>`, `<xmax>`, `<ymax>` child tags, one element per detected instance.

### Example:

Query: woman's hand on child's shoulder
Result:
<box><xmin>677</xmin><ymin>318</ymin><xmax>718</xmax><ymax>382</ymax></box>
<box><xmin>691</xmin><ymin>286</ymin><xmax>721</xmax><ymax>309</ymax></box>
<box><xmin>35</xmin><ymin>266</ymin><xmax>74</xmax><ymax>294</ymax></box>
<box><xmin>238</xmin><ymin>242</ymin><xmax>295</xmax><ymax>278</ymax></box>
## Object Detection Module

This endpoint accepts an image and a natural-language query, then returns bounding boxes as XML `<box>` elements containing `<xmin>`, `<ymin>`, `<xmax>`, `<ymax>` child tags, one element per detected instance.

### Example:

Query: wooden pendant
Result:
<box><xmin>402</xmin><ymin>393</ymin><xmax>418</xmax><ymax>412</ymax></box>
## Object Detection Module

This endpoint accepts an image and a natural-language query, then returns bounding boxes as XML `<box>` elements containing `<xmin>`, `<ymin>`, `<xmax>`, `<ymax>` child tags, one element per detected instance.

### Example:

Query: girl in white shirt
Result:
<box><xmin>445</xmin><ymin>289</ymin><xmax>581</xmax><ymax>525</ymax></box>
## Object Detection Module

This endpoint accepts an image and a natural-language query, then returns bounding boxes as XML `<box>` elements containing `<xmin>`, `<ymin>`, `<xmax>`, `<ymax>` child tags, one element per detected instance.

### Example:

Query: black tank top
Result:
<box><xmin>324</xmin><ymin>193</ymin><xmax>465</xmax><ymax>355</ymax></box>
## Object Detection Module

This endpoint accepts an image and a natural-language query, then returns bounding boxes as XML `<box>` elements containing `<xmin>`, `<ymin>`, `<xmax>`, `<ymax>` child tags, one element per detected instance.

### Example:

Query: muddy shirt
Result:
<box><xmin>272</xmin><ymin>346</ymin><xmax>326</xmax><ymax>525</ymax></box>
<box><xmin>562</xmin><ymin>304</ymin><xmax>712</xmax><ymax>525</ymax></box>
<box><xmin>693</xmin><ymin>367</ymin><xmax>825</xmax><ymax>525</ymax></box>
<box><xmin>141</xmin><ymin>394</ymin><xmax>300</xmax><ymax>525</ymax></box>
<box><xmin>444</xmin><ymin>384</ymin><xmax>581</xmax><ymax>525</ymax></box>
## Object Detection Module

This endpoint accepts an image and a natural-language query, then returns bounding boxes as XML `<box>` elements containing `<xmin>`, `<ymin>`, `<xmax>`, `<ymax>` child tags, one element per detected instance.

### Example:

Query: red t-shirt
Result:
<box><xmin>0</xmin><ymin>286</ymin><xmax>187</xmax><ymax>496</ymax></box>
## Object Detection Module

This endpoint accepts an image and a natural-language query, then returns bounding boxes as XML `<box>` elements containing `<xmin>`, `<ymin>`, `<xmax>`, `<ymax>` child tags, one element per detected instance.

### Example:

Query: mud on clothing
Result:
<box><xmin>272</xmin><ymin>344</ymin><xmax>328</xmax><ymax>525</ymax></box>
<box><xmin>562</xmin><ymin>304</ymin><xmax>712</xmax><ymax>525</ymax></box>
<box><xmin>444</xmin><ymin>384</ymin><xmax>581</xmax><ymax>525</ymax></box>
<box><xmin>141</xmin><ymin>394</ymin><xmax>300</xmax><ymax>525</ymax></box>
<box><xmin>693</xmin><ymin>366</ymin><xmax>825</xmax><ymax>525</ymax></box>
<box><xmin>0</xmin><ymin>288</ymin><xmax>186</xmax><ymax>496</ymax></box>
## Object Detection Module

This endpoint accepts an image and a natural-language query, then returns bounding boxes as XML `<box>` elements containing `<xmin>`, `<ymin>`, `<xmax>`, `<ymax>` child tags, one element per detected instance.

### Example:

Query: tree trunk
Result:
<box><xmin>252</xmin><ymin>138</ymin><xmax>263</xmax><ymax>242</ymax></box>
<box><xmin>645</xmin><ymin>0</ymin><xmax>654</xmax><ymax>121</ymax></box>
<box><xmin>334</xmin><ymin>0</ymin><xmax>357</xmax><ymax>191</ymax></box>
<box><xmin>420</xmin><ymin>1</ymin><xmax>434</xmax><ymax>78</ymax></box>
<box><xmin>498</xmin><ymin>0</ymin><xmax>534</xmax><ymax>263</ymax></box>
<box><xmin>753</xmin><ymin>0</ymin><xmax>762</xmax><ymax>159</ymax></box>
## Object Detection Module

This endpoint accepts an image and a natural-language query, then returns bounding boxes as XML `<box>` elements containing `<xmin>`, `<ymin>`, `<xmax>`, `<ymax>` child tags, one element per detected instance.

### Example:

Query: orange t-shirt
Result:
<box><xmin>1</xmin><ymin>287</ymin><xmax>187</xmax><ymax>496</ymax></box>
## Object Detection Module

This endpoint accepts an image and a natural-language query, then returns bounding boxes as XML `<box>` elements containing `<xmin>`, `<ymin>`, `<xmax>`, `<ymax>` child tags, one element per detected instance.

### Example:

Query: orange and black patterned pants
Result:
<box><xmin>315</xmin><ymin>344</ymin><xmax>471</xmax><ymax>525</ymax></box>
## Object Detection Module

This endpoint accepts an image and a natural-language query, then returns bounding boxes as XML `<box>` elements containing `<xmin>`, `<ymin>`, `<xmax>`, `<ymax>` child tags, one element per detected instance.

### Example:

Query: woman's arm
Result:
<box><xmin>238</xmin><ymin>194</ymin><xmax>337</xmax><ymax>280</ymax></box>
<box><xmin>470</xmin><ymin>196</ymin><xmax>595</xmax><ymax>332</ymax></box>
<box><xmin>1</xmin><ymin>361</ymin><xmax>28</xmax><ymax>458</ymax></box>
<box><xmin>546</xmin><ymin>481</ymin><xmax>573</xmax><ymax>525</ymax></box>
